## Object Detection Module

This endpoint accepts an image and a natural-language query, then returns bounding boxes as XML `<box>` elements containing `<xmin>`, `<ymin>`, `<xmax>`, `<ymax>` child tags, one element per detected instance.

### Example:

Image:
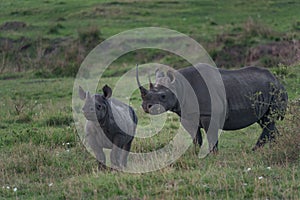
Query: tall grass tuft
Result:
<box><xmin>78</xmin><ymin>26</ymin><xmax>103</xmax><ymax>49</ymax></box>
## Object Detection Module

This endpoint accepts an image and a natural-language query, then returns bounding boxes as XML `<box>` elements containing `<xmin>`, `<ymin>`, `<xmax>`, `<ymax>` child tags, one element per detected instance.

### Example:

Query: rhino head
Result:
<box><xmin>79</xmin><ymin>85</ymin><xmax>112</xmax><ymax>121</ymax></box>
<box><xmin>136</xmin><ymin>65</ymin><xmax>179</xmax><ymax>115</ymax></box>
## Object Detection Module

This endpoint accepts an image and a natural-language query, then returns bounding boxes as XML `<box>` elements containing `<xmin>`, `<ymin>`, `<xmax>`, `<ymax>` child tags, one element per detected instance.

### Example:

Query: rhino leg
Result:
<box><xmin>201</xmin><ymin>117</ymin><xmax>219</xmax><ymax>153</ymax></box>
<box><xmin>193</xmin><ymin>128</ymin><xmax>203</xmax><ymax>147</ymax></box>
<box><xmin>110</xmin><ymin>135</ymin><xmax>129</xmax><ymax>169</ymax></box>
<box><xmin>253</xmin><ymin>117</ymin><xmax>279</xmax><ymax>151</ymax></box>
<box><xmin>120</xmin><ymin>139</ymin><xmax>133</xmax><ymax>168</ymax></box>
<box><xmin>180</xmin><ymin>118</ymin><xmax>198</xmax><ymax>141</ymax></box>
<box><xmin>110</xmin><ymin>145</ymin><xmax>121</xmax><ymax>169</ymax></box>
<box><xmin>98</xmin><ymin>162</ymin><xmax>107</xmax><ymax>170</ymax></box>
<box><xmin>192</xmin><ymin>128</ymin><xmax>203</xmax><ymax>154</ymax></box>
<box><xmin>96</xmin><ymin>148</ymin><xmax>107</xmax><ymax>170</ymax></box>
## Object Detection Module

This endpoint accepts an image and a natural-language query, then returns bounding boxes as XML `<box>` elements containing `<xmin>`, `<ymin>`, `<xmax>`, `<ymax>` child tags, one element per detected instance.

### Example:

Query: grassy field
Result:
<box><xmin>1</xmin><ymin>0</ymin><xmax>300</xmax><ymax>199</ymax></box>
<box><xmin>0</xmin><ymin>64</ymin><xmax>299</xmax><ymax>199</ymax></box>
<box><xmin>1</xmin><ymin>0</ymin><xmax>299</xmax><ymax>39</ymax></box>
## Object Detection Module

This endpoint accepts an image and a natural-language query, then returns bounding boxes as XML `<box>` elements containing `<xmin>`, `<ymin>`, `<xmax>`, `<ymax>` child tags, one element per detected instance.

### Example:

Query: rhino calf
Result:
<box><xmin>79</xmin><ymin>85</ymin><xmax>137</xmax><ymax>170</ymax></box>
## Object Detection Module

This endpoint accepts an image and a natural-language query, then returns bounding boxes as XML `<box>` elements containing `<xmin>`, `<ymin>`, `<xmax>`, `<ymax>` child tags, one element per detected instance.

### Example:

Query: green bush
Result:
<box><xmin>261</xmin><ymin>100</ymin><xmax>300</xmax><ymax>165</ymax></box>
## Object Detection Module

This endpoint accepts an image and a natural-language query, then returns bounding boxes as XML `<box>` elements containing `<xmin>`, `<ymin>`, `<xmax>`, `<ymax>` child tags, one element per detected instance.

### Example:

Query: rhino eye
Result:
<box><xmin>96</xmin><ymin>104</ymin><xmax>102</xmax><ymax>110</ymax></box>
<box><xmin>160</xmin><ymin>94</ymin><xmax>166</xmax><ymax>100</ymax></box>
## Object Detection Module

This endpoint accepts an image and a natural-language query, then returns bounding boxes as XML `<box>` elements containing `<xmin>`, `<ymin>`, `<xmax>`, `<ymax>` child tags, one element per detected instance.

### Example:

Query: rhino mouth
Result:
<box><xmin>147</xmin><ymin>104</ymin><xmax>166</xmax><ymax>115</ymax></box>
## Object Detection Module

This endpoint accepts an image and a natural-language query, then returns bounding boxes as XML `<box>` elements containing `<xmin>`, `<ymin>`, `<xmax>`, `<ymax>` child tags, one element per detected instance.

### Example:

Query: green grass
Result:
<box><xmin>1</xmin><ymin>0</ymin><xmax>299</xmax><ymax>75</ymax></box>
<box><xmin>0</xmin><ymin>64</ymin><xmax>299</xmax><ymax>199</ymax></box>
<box><xmin>0</xmin><ymin>0</ymin><xmax>300</xmax><ymax>199</ymax></box>
<box><xmin>1</xmin><ymin>0</ymin><xmax>299</xmax><ymax>40</ymax></box>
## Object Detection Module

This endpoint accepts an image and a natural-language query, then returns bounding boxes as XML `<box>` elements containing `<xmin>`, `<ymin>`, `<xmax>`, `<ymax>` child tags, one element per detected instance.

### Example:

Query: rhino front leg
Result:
<box><xmin>89</xmin><ymin>139</ymin><xmax>107</xmax><ymax>170</ymax></box>
<box><xmin>110</xmin><ymin>135</ymin><xmax>129</xmax><ymax>169</ymax></box>
<box><xmin>95</xmin><ymin>148</ymin><xmax>107</xmax><ymax>170</ymax></box>
<box><xmin>120</xmin><ymin>139</ymin><xmax>133</xmax><ymax>168</ymax></box>
<box><xmin>201</xmin><ymin>117</ymin><xmax>219</xmax><ymax>153</ymax></box>
<box><xmin>180</xmin><ymin>118</ymin><xmax>203</xmax><ymax>154</ymax></box>
<box><xmin>180</xmin><ymin>118</ymin><xmax>199</xmax><ymax>141</ymax></box>
<box><xmin>192</xmin><ymin>128</ymin><xmax>203</xmax><ymax>154</ymax></box>
<box><xmin>110</xmin><ymin>145</ymin><xmax>122</xmax><ymax>169</ymax></box>
<box><xmin>193</xmin><ymin>128</ymin><xmax>203</xmax><ymax>147</ymax></box>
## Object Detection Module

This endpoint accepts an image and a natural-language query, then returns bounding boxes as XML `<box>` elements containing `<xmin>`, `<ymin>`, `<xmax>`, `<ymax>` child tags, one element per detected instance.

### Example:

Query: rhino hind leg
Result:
<box><xmin>253</xmin><ymin>116</ymin><xmax>279</xmax><ymax>151</ymax></box>
<box><xmin>98</xmin><ymin>162</ymin><xmax>107</xmax><ymax>170</ymax></box>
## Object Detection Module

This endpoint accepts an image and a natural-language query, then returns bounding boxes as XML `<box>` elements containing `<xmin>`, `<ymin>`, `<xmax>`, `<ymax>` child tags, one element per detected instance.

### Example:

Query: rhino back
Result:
<box><xmin>221</xmin><ymin>66</ymin><xmax>283</xmax><ymax>129</ymax></box>
<box><xmin>177</xmin><ymin>65</ymin><xmax>286</xmax><ymax>130</ymax></box>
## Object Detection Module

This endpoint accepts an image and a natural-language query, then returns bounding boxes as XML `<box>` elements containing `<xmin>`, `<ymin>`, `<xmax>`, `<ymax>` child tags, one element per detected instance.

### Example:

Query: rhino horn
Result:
<box><xmin>86</xmin><ymin>91</ymin><xmax>92</xmax><ymax>101</ymax></box>
<box><xmin>136</xmin><ymin>64</ymin><xmax>148</xmax><ymax>97</ymax></box>
<box><xmin>148</xmin><ymin>73</ymin><xmax>154</xmax><ymax>89</ymax></box>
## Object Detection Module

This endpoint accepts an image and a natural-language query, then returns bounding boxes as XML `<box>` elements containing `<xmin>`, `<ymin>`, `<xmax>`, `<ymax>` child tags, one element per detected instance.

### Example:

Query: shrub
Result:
<box><xmin>272</xmin><ymin>63</ymin><xmax>289</xmax><ymax>80</ymax></box>
<box><xmin>48</xmin><ymin>23</ymin><xmax>64</xmax><ymax>34</ymax></box>
<box><xmin>243</xmin><ymin>17</ymin><xmax>275</xmax><ymax>39</ymax></box>
<box><xmin>77</xmin><ymin>26</ymin><xmax>103</xmax><ymax>49</ymax></box>
<box><xmin>261</xmin><ymin>99</ymin><xmax>300</xmax><ymax>165</ymax></box>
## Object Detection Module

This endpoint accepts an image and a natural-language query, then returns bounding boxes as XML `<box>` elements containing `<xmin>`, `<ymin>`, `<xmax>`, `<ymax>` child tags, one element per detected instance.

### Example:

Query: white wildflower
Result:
<box><xmin>13</xmin><ymin>187</ymin><xmax>17</xmax><ymax>192</ymax></box>
<box><xmin>49</xmin><ymin>183</ymin><xmax>53</xmax><ymax>187</ymax></box>
<box><xmin>258</xmin><ymin>176</ymin><xmax>263</xmax><ymax>180</ymax></box>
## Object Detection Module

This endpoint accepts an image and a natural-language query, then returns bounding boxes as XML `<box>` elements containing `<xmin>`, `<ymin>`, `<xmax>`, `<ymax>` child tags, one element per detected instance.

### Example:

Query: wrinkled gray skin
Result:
<box><xmin>136</xmin><ymin>64</ymin><xmax>288</xmax><ymax>152</ymax></box>
<box><xmin>79</xmin><ymin>85</ymin><xmax>138</xmax><ymax>170</ymax></box>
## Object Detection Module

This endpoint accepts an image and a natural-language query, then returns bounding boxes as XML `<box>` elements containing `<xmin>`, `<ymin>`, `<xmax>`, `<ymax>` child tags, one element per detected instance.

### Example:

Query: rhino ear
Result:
<box><xmin>155</xmin><ymin>68</ymin><xmax>165</xmax><ymax>80</ymax></box>
<box><xmin>167</xmin><ymin>70</ymin><xmax>175</xmax><ymax>83</ymax></box>
<box><xmin>79</xmin><ymin>86</ymin><xmax>86</xmax><ymax>100</ymax></box>
<box><xmin>102</xmin><ymin>84</ymin><xmax>112</xmax><ymax>99</ymax></box>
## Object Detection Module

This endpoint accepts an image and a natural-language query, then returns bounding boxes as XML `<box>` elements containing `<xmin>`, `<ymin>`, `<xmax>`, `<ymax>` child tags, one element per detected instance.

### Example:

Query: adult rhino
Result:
<box><xmin>136</xmin><ymin>63</ymin><xmax>288</xmax><ymax>152</ymax></box>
